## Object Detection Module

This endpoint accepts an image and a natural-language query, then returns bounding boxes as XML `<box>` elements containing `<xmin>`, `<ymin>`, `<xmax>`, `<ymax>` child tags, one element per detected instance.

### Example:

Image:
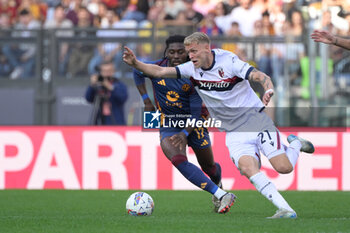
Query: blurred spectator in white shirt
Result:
<box><xmin>164</xmin><ymin>0</ymin><xmax>185</xmax><ymax>19</ymax></box>
<box><xmin>214</xmin><ymin>1</ymin><xmax>230</xmax><ymax>33</ymax></box>
<box><xmin>252</xmin><ymin>0</ymin><xmax>267</xmax><ymax>14</ymax></box>
<box><xmin>87</xmin><ymin>0</ymin><xmax>100</xmax><ymax>15</ymax></box>
<box><xmin>228</xmin><ymin>0</ymin><xmax>262</xmax><ymax>36</ymax></box>
<box><xmin>268</xmin><ymin>0</ymin><xmax>285</xmax><ymax>36</ymax></box>
<box><xmin>193</xmin><ymin>0</ymin><xmax>216</xmax><ymax>16</ymax></box>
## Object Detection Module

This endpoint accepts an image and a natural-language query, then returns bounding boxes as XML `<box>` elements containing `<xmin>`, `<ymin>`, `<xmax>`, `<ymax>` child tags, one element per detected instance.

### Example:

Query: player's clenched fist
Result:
<box><xmin>262</xmin><ymin>89</ymin><xmax>274</xmax><ymax>106</ymax></box>
<box><xmin>123</xmin><ymin>46</ymin><xmax>137</xmax><ymax>66</ymax></box>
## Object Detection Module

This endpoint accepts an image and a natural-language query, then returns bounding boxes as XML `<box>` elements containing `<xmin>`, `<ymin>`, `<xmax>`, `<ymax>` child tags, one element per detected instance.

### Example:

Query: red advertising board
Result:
<box><xmin>0</xmin><ymin>126</ymin><xmax>349</xmax><ymax>190</ymax></box>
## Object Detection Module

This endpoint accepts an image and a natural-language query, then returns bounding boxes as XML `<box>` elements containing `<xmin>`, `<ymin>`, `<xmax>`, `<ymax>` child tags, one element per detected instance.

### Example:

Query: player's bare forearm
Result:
<box><xmin>134</xmin><ymin>61</ymin><xmax>167</xmax><ymax>78</ymax></box>
<box><xmin>248</xmin><ymin>68</ymin><xmax>274</xmax><ymax>105</ymax></box>
<box><xmin>123</xmin><ymin>46</ymin><xmax>177</xmax><ymax>78</ymax></box>
<box><xmin>136</xmin><ymin>83</ymin><xmax>147</xmax><ymax>97</ymax></box>
<box><xmin>135</xmin><ymin>62</ymin><xmax>178</xmax><ymax>79</ymax></box>
<box><xmin>311</xmin><ymin>30</ymin><xmax>350</xmax><ymax>50</ymax></box>
<box><xmin>248</xmin><ymin>68</ymin><xmax>274</xmax><ymax>91</ymax></box>
<box><xmin>136</xmin><ymin>83</ymin><xmax>155</xmax><ymax>111</ymax></box>
<box><xmin>333</xmin><ymin>36</ymin><xmax>350</xmax><ymax>50</ymax></box>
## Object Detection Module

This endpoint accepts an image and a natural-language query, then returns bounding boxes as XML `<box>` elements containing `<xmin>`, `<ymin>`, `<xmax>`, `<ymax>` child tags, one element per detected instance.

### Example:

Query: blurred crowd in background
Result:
<box><xmin>0</xmin><ymin>0</ymin><xmax>349</xmax><ymax>126</ymax></box>
<box><xmin>0</xmin><ymin>0</ymin><xmax>349</xmax><ymax>78</ymax></box>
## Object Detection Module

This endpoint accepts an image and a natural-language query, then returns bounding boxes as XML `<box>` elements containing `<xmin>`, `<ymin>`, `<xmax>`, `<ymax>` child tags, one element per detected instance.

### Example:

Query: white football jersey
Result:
<box><xmin>176</xmin><ymin>49</ymin><xmax>265</xmax><ymax>131</ymax></box>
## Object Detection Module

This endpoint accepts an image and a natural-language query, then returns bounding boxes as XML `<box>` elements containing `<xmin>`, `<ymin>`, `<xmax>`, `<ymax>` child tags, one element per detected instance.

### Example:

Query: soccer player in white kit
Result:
<box><xmin>123</xmin><ymin>32</ymin><xmax>315</xmax><ymax>218</ymax></box>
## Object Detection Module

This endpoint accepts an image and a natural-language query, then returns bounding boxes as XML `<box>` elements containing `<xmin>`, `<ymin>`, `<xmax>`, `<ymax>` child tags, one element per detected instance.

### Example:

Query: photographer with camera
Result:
<box><xmin>85</xmin><ymin>61</ymin><xmax>128</xmax><ymax>125</ymax></box>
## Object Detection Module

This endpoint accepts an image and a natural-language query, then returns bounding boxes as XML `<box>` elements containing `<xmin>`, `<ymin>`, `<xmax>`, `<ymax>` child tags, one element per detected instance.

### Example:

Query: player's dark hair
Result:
<box><xmin>19</xmin><ymin>8</ymin><xmax>30</xmax><ymax>16</ymax></box>
<box><xmin>163</xmin><ymin>35</ymin><xmax>186</xmax><ymax>58</ymax></box>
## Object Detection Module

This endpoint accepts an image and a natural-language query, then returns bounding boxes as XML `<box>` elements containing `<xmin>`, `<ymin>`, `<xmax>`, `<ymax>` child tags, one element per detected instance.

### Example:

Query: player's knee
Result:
<box><xmin>275</xmin><ymin>163</ymin><xmax>293</xmax><ymax>174</ymax></box>
<box><xmin>171</xmin><ymin>154</ymin><xmax>188</xmax><ymax>167</ymax></box>
<box><xmin>238</xmin><ymin>156</ymin><xmax>260</xmax><ymax>177</ymax></box>
<box><xmin>239</xmin><ymin>165</ymin><xmax>258</xmax><ymax>178</ymax></box>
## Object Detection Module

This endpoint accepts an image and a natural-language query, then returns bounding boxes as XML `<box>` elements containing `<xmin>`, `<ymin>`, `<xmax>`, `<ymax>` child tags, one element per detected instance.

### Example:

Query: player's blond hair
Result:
<box><xmin>184</xmin><ymin>32</ymin><xmax>211</xmax><ymax>46</ymax></box>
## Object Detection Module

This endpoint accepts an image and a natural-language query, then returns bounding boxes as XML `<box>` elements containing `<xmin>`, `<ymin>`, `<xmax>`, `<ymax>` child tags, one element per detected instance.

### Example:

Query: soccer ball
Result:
<box><xmin>126</xmin><ymin>192</ymin><xmax>154</xmax><ymax>216</ymax></box>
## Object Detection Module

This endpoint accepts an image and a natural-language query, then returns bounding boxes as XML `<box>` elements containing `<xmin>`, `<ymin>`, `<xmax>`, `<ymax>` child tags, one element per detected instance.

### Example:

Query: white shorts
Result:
<box><xmin>225</xmin><ymin>111</ymin><xmax>285</xmax><ymax>168</ymax></box>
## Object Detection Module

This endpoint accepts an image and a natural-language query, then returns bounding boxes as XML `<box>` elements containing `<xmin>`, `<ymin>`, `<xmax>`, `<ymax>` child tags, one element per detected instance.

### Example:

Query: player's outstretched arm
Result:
<box><xmin>136</xmin><ymin>83</ymin><xmax>155</xmax><ymax>111</ymax></box>
<box><xmin>311</xmin><ymin>30</ymin><xmax>350</xmax><ymax>50</ymax></box>
<box><xmin>123</xmin><ymin>46</ymin><xmax>178</xmax><ymax>78</ymax></box>
<box><xmin>248</xmin><ymin>68</ymin><xmax>274</xmax><ymax>106</ymax></box>
<box><xmin>138</xmin><ymin>84</ymin><xmax>155</xmax><ymax>111</ymax></box>
<box><xmin>133</xmin><ymin>69</ymin><xmax>156</xmax><ymax>111</ymax></box>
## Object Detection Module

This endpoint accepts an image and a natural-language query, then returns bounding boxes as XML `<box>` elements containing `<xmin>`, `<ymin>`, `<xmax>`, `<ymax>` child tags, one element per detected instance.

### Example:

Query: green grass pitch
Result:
<box><xmin>0</xmin><ymin>190</ymin><xmax>349</xmax><ymax>233</ymax></box>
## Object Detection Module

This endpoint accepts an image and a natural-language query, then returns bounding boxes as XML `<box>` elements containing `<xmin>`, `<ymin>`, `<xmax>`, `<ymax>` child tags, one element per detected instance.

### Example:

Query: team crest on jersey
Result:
<box><xmin>182</xmin><ymin>84</ymin><xmax>190</xmax><ymax>92</ymax></box>
<box><xmin>218</xmin><ymin>67</ymin><xmax>224</xmax><ymax>78</ymax></box>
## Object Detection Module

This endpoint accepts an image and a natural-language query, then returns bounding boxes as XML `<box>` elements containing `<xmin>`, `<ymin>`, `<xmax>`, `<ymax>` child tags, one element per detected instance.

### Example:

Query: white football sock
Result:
<box><xmin>285</xmin><ymin>140</ymin><xmax>302</xmax><ymax>168</ymax></box>
<box><xmin>213</xmin><ymin>187</ymin><xmax>227</xmax><ymax>199</ymax></box>
<box><xmin>250</xmin><ymin>172</ymin><xmax>294</xmax><ymax>212</ymax></box>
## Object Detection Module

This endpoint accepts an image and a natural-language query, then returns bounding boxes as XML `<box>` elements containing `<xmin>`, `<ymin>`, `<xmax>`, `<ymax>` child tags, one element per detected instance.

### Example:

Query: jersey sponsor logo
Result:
<box><xmin>157</xmin><ymin>79</ymin><xmax>166</xmax><ymax>86</ymax></box>
<box><xmin>199</xmin><ymin>81</ymin><xmax>230</xmax><ymax>90</ymax></box>
<box><xmin>192</xmin><ymin>77</ymin><xmax>243</xmax><ymax>91</ymax></box>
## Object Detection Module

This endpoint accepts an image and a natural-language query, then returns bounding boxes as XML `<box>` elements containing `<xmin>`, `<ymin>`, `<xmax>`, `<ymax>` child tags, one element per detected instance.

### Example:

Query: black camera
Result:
<box><xmin>95</xmin><ymin>65</ymin><xmax>113</xmax><ymax>83</ymax></box>
<box><xmin>95</xmin><ymin>65</ymin><xmax>104</xmax><ymax>82</ymax></box>
<box><xmin>97</xmin><ymin>75</ymin><xmax>104</xmax><ymax>82</ymax></box>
